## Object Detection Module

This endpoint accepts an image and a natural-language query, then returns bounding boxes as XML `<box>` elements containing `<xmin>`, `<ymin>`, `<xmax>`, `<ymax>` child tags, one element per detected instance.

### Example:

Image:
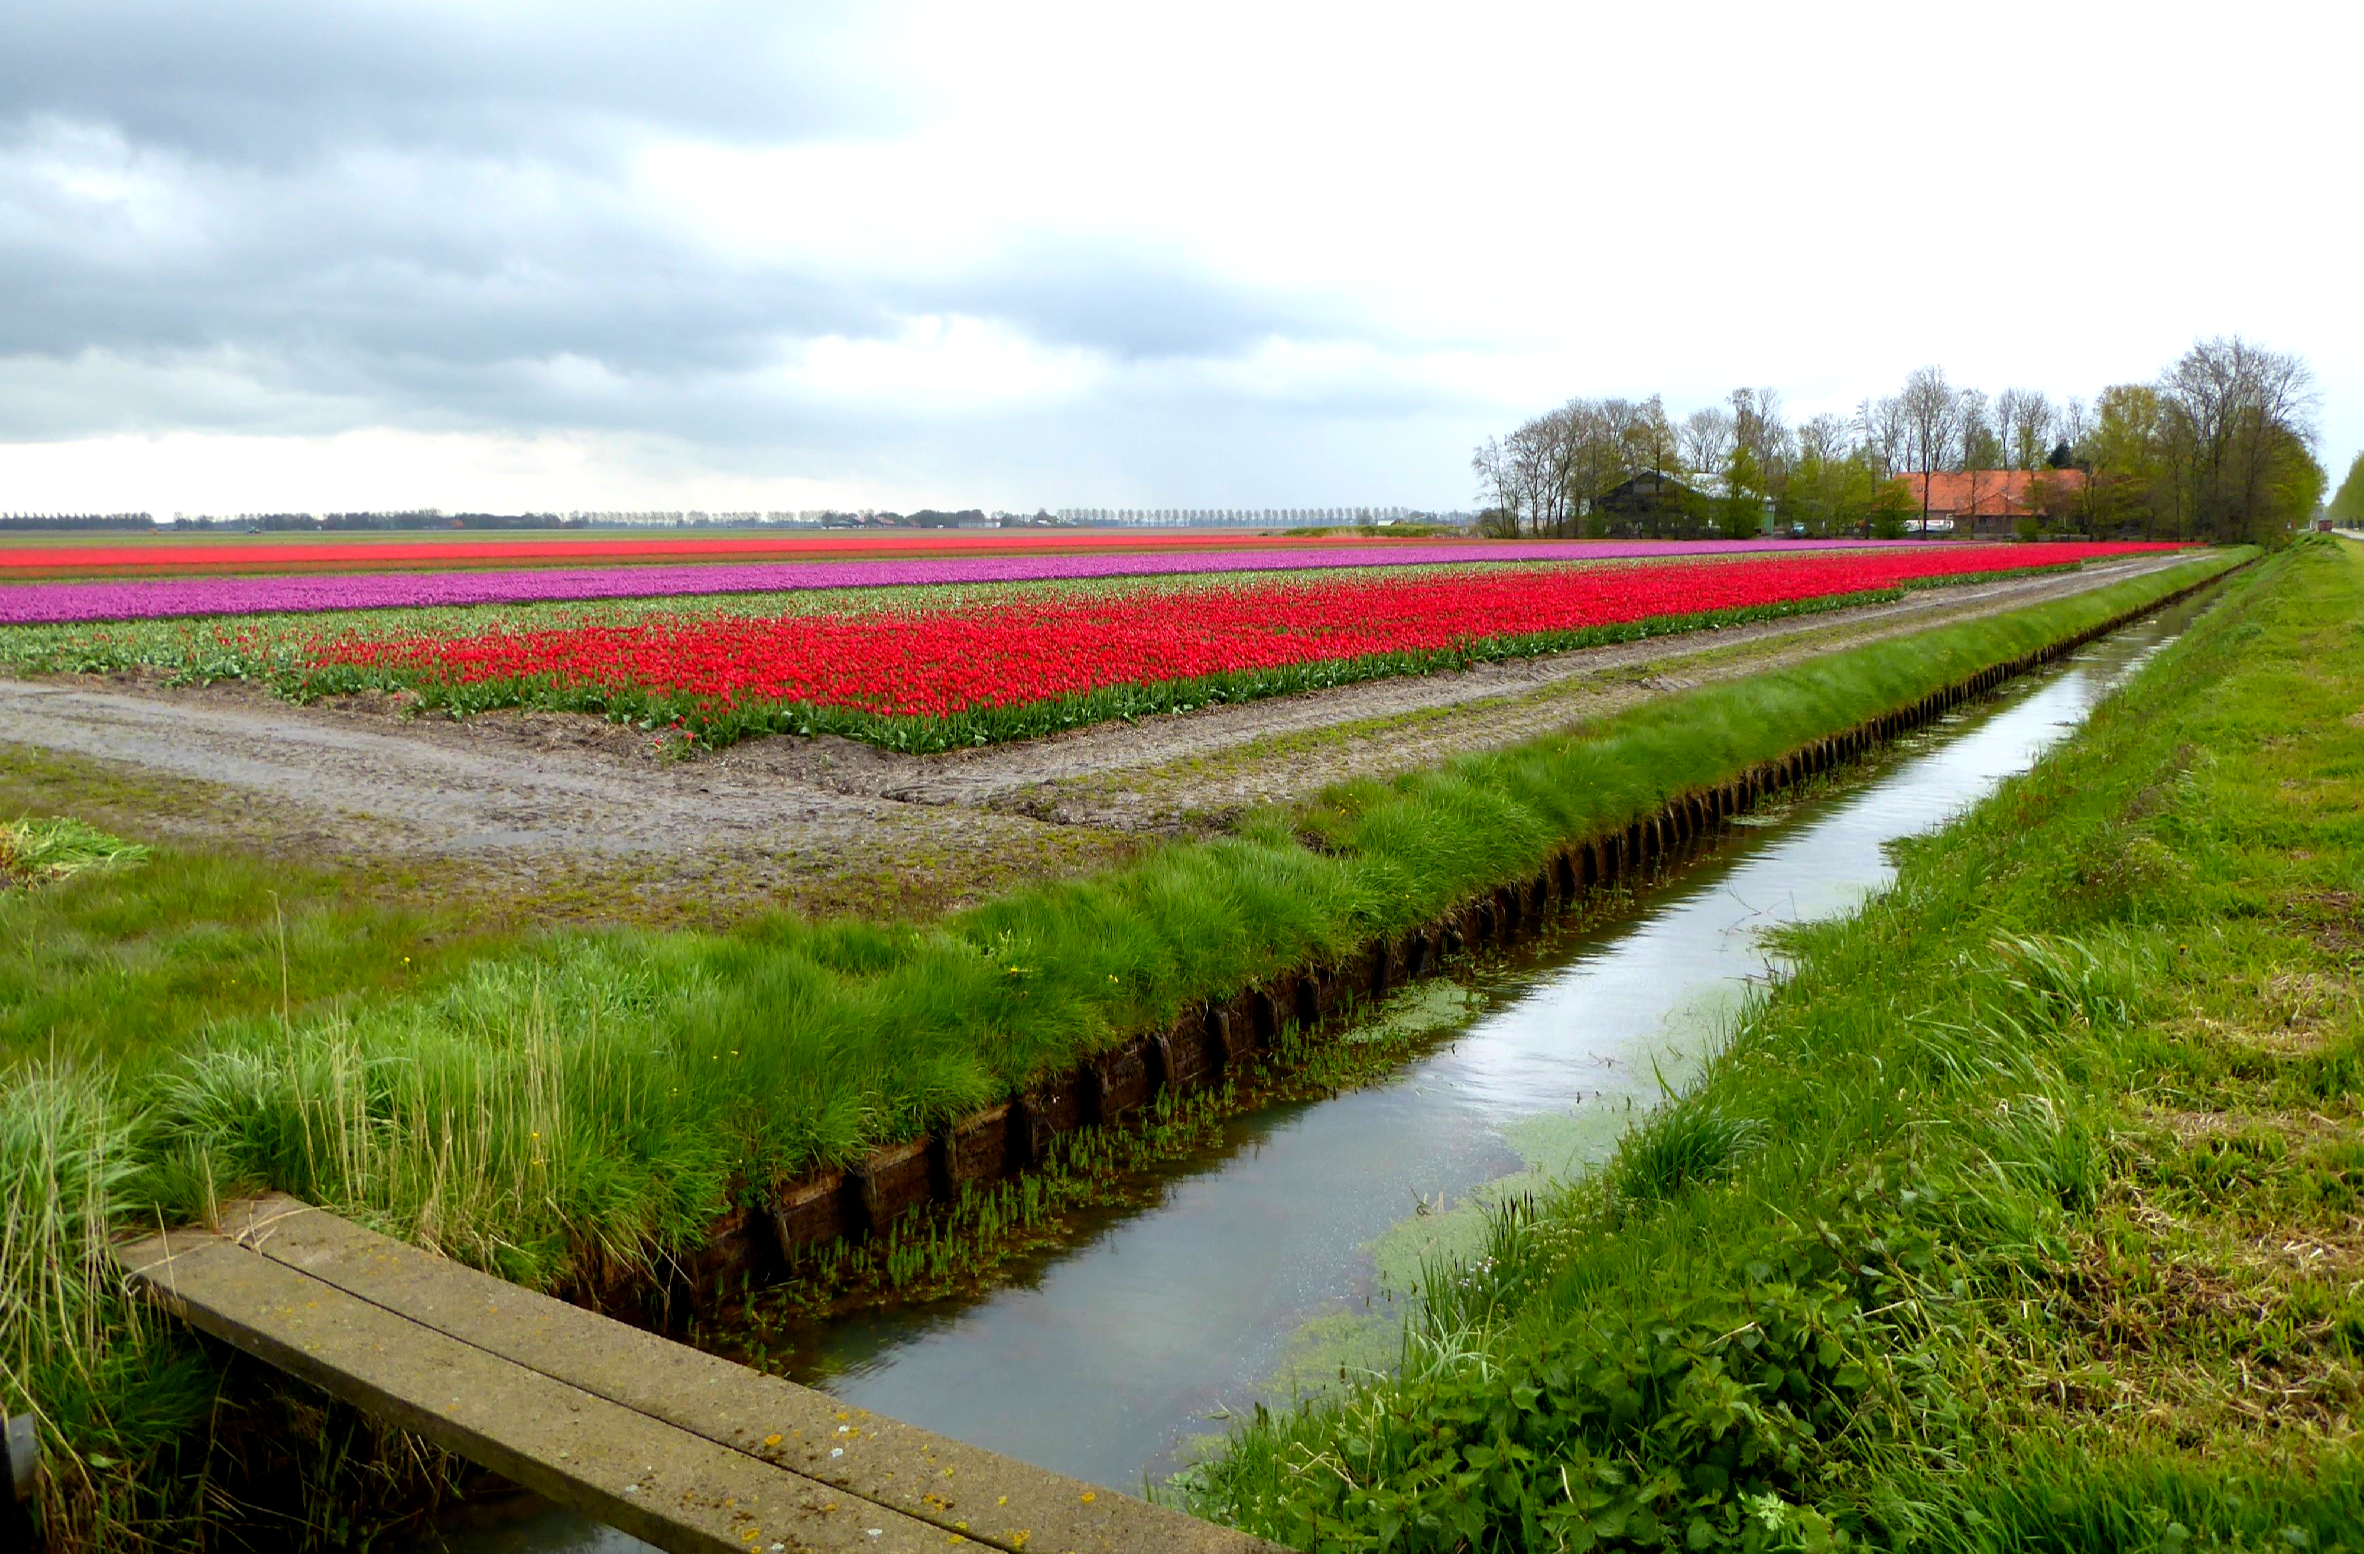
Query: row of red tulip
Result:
<box><xmin>305</xmin><ymin>545</ymin><xmax>2168</xmax><ymax>728</ymax></box>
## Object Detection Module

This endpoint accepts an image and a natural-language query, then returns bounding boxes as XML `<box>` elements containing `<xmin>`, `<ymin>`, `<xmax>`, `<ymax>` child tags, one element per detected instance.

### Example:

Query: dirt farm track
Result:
<box><xmin>1</xmin><ymin>553</ymin><xmax>2190</xmax><ymax>922</ymax></box>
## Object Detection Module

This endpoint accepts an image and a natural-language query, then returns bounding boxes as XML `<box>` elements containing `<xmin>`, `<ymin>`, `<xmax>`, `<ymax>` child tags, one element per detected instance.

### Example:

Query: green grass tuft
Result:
<box><xmin>0</xmin><ymin>817</ymin><xmax>149</xmax><ymax>888</ymax></box>
<box><xmin>1609</xmin><ymin>1100</ymin><xmax>1763</xmax><ymax>1203</ymax></box>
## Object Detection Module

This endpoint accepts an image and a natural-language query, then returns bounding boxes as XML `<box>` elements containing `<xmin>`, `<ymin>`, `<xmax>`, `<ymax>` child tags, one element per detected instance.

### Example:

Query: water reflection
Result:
<box><xmin>415</xmin><ymin>603</ymin><xmax>2196</xmax><ymax>1552</ymax></box>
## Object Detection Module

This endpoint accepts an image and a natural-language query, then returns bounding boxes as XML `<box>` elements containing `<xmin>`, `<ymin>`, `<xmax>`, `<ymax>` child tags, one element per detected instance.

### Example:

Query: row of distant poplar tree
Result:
<box><xmin>1474</xmin><ymin>336</ymin><xmax>2327</xmax><ymax>544</ymax></box>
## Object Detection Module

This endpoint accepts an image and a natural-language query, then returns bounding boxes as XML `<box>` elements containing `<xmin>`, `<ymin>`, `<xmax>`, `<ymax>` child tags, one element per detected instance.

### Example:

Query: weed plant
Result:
<box><xmin>0</xmin><ymin>552</ymin><xmax>2236</xmax><ymax>1547</ymax></box>
<box><xmin>0</xmin><ymin>817</ymin><xmax>147</xmax><ymax>889</ymax></box>
<box><xmin>1189</xmin><ymin>539</ymin><xmax>2363</xmax><ymax>1549</ymax></box>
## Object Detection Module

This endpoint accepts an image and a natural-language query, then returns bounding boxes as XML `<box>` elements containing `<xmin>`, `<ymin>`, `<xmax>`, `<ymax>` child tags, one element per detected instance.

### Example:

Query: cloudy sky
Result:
<box><xmin>1</xmin><ymin>0</ymin><xmax>2353</xmax><ymax>515</ymax></box>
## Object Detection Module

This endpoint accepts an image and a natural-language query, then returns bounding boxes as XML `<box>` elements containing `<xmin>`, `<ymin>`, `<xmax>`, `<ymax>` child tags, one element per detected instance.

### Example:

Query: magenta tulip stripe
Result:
<box><xmin>0</xmin><ymin>539</ymin><xmax>1928</xmax><ymax>626</ymax></box>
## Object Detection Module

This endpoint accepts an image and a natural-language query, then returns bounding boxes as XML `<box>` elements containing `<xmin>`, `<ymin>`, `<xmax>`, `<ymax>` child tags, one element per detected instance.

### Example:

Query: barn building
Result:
<box><xmin>1902</xmin><ymin>470</ymin><xmax>2088</xmax><ymax>537</ymax></box>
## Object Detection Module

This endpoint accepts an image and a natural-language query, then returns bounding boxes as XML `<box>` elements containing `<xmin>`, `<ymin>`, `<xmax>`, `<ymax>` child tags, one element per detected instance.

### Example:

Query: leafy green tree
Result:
<box><xmin>2023</xmin><ymin>468</ymin><xmax>2079</xmax><ymax>535</ymax></box>
<box><xmin>2328</xmin><ymin>452</ymin><xmax>2364</xmax><ymax>525</ymax></box>
<box><xmin>1830</xmin><ymin>456</ymin><xmax>1882</xmax><ymax>534</ymax></box>
<box><xmin>1776</xmin><ymin>453</ymin><xmax>1835</xmax><ymax>536</ymax></box>
<box><xmin>1719</xmin><ymin>441</ymin><xmax>1769</xmax><ymax>539</ymax></box>
<box><xmin>2257</xmin><ymin>423</ymin><xmax>2328</xmax><ymax>535</ymax></box>
<box><xmin>1867</xmin><ymin>476</ymin><xmax>1916</xmax><ymax>538</ymax></box>
<box><xmin>2158</xmin><ymin>336</ymin><xmax>2318</xmax><ymax>544</ymax></box>
<box><xmin>2084</xmin><ymin>384</ymin><xmax>2167</xmax><ymax>536</ymax></box>
<box><xmin>1781</xmin><ymin>448</ymin><xmax>1885</xmax><ymax>537</ymax></box>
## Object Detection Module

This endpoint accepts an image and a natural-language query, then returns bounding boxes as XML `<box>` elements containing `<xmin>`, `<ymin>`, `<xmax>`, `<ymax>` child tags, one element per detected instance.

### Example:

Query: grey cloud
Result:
<box><xmin>0</xmin><ymin>2</ymin><xmax>904</xmax><ymax>168</ymax></box>
<box><xmin>0</xmin><ymin>2</ymin><xmax>1422</xmax><ymax>457</ymax></box>
<box><xmin>0</xmin><ymin>149</ymin><xmax>890</xmax><ymax>373</ymax></box>
<box><xmin>930</xmin><ymin>243</ymin><xmax>1348</xmax><ymax>361</ymax></box>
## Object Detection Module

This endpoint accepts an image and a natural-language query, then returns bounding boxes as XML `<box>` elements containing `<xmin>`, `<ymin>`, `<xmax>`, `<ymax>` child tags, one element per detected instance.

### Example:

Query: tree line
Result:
<box><xmin>0</xmin><ymin>512</ymin><xmax>154</xmax><ymax>532</ymax></box>
<box><xmin>1054</xmin><ymin>507</ymin><xmax>1431</xmax><ymax>527</ymax></box>
<box><xmin>2321</xmin><ymin>452</ymin><xmax>2362</xmax><ymax>528</ymax></box>
<box><xmin>1474</xmin><ymin>336</ymin><xmax>2326</xmax><ymax>544</ymax></box>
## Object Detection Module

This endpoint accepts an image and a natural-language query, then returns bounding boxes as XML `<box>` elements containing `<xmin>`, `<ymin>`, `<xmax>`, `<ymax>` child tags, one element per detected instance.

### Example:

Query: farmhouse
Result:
<box><xmin>1594</xmin><ymin>470</ymin><xmax>1773</xmax><ymax>529</ymax></box>
<box><xmin>1903</xmin><ymin>469</ymin><xmax>2087</xmax><ymax>537</ymax></box>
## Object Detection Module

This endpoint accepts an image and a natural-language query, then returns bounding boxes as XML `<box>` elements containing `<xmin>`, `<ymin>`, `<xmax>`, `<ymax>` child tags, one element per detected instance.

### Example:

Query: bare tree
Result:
<box><xmin>1508</xmin><ymin>411</ymin><xmax>1574</xmax><ymax>536</ymax></box>
<box><xmin>1797</xmin><ymin>412</ymin><xmax>1850</xmax><ymax>465</ymax></box>
<box><xmin>1855</xmin><ymin>395</ymin><xmax>1908</xmax><ymax>478</ymax></box>
<box><xmin>1472</xmin><ymin>437</ymin><xmax>1520</xmax><ymax>532</ymax></box>
<box><xmin>2056</xmin><ymin>395</ymin><xmax>2091</xmax><ymax>463</ymax></box>
<box><xmin>1680</xmin><ymin>406</ymin><xmax>1736</xmax><ymax>475</ymax></box>
<box><xmin>1993</xmin><ymin>388</ymin><xmax>2029</xmax><ymax>470</ymax></box>
<box><xmin>1898</xmin><ymin>366</ymin><xmax>1961</xmax><ymax>528</ymax></box>
<box><xmin>1476</xmin><ymin>405</ymin><xmax>1589</xmax><ymax>536</ymax></box>
<box><xmin>1995</xmin><ymin>388</ymin><xmax>2053</xmax><ymax>469</ymax></box>
<box><xmin>1955</xmin><ymin>389</ymin><xmax>1996</xmax><ymax>468</ymax></box>
<box><xmin>1730</xmin><ymin>387</ymin><xmax>1792</xmax><ymax>490</ymax></box>
<box><xmin>1554</xmin><ymin>400</ymin><xmax>1603</xmax><ymax>535</ymax></box>
<box><xmin>1955</xmin><ymin>388</ymin><xmax>1998</xmax><ymax>533</ymax></box>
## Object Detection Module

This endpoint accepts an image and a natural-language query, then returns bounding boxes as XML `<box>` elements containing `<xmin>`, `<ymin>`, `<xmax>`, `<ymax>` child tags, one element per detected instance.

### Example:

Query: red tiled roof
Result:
<box><xmin>1904</xmin><ymin>469</ymin><xmax>2086</xmax><ymax>518</ymax></box>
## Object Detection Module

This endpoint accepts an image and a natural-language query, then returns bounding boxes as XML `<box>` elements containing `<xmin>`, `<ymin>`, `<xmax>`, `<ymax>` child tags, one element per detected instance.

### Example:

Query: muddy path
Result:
<box><xmin>0</xmin><ymin>555</ymin><xmax>2188</xmax><ymax>919</ymax></box>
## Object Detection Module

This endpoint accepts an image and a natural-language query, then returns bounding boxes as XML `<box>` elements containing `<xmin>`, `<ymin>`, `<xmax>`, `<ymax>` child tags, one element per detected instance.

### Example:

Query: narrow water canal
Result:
<box><xmin>417</xmin><ymin>599</ymin><xmax>2207</xmax><ymax>1553</ymax></box>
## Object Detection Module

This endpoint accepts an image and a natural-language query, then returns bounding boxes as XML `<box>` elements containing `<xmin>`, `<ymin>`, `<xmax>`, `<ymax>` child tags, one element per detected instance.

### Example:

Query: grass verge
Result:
<box><xmin>1189</xmin><ymin>538</ymin><xmax>2360</xmax><ymax>1550</ymax></box>
<box><xmin>0</xmin><ymin>550</ymin><xmax>2234</xmax><ymax>1548</ymax></box>
<box><xmin>0</xmin><ymin>750</ymin><xmax>533</xmax><ymax>1073</ymax></box>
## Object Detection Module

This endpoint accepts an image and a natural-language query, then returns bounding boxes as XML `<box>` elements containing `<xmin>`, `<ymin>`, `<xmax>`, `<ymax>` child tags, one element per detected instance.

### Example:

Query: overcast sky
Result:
<box><xmin>1</xmin><ymin>0</ymin><xmax>2354</xmax><ymax>515</ymax></box>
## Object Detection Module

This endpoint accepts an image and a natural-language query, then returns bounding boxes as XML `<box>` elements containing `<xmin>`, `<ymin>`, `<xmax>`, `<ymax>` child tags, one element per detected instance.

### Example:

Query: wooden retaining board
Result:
<box><xmin>739</xmin><ymin>566</ymin><xmax>2237</xmax><ymax>1284</ymax></box>
<box><xmin>117</xmin><ymin>1195</ymin><xmax>1278</xmax><ymax>1554</ymax></box>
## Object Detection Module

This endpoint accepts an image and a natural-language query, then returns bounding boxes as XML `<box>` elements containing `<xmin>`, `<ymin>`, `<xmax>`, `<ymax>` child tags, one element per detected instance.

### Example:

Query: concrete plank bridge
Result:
<box><xmin>116</xmin><ymin>1196</ymin><xmax>1281</xmax><ymax>1554</ymax></box>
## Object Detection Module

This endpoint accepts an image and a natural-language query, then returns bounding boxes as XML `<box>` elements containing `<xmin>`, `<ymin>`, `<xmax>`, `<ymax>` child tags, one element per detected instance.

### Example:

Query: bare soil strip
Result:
<box><xmin>0</xmin><ymin>554</ymin><xmax>2190</xmax><ymax>917</ymax></box>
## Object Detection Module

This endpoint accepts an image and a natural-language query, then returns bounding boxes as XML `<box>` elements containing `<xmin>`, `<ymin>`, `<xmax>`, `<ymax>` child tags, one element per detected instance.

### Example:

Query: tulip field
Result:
<box><xmin>0</xmin><ymin>528</ymin><xmax>1470</xmax><ymax>579</ymax></box>
<box><xmin>7</xmin><ymin>535</ymin><xmax>1961</xmax><ymax>625</ymax></box>
<box><xmin>0</xmin><ymin>537</ymin><xmax>2179</xmax><ymax>750</ymax></box>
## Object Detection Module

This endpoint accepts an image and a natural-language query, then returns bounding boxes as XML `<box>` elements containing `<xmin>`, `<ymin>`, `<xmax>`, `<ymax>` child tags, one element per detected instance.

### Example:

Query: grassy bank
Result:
<box><xmin>1193</xmin><ymin>538</ymin><xmax>2359</xmax><ymax>1550</ymax></box>
<box><xmin>1</xmin><ymin>551</ymin><xmax>2233</xmax><ymax>1547</ymax></box>
<box><xmin>0</xmin><ymin>744</ymin><xmax>541</xmax><ymax>1070</ymax></box>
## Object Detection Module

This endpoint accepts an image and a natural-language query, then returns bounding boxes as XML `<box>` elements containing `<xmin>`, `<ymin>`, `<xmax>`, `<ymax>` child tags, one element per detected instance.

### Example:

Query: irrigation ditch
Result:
<box><xmin>606</xmin><ymin>558</ymin><xmax>2243</xmax><ymax>1334</ymax></box>
<box><xmin>432</xmin><ymin>558</ymin><xmax>2250</xmax><ymax>1554</ymax></box>
<box><xmin>30</xmin><ymin>552</ymin><xmax>2225</xmax><ymax>1554</ymax></box>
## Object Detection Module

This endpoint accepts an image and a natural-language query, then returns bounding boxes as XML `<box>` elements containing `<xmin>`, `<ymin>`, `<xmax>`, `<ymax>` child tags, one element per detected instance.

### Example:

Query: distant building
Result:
<box><xmin>1902</xmin><ymin>470</ymin><xmax>2088</xmax><ymax>537</ymax></box>
<box><xmin>1596</xmin><ymin>471</ymin><xmax>1780</xmax><ymax>534</ymax></box>
<box><xmin>1597</xmin><ymin>470</ymin><xmax>1706</xmax><ymax>514</ymax></box>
